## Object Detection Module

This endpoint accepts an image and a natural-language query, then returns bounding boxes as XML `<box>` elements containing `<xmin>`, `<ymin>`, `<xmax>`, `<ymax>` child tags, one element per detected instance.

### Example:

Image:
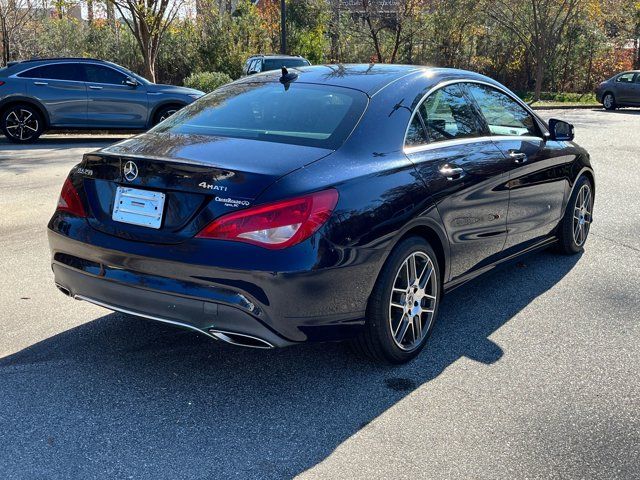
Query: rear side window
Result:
<box><xmin>418</xmin><ymin>84</ymin><xmax>485</xmax><ymax>143</ymax></box>
<box><xmin>248</xmin><ymin>59</ymin><xmax>260</xmax><ymax>73</ymax></box>
<box><xmin>17</xmin><ymin>63</ymin><xmax>84</xmax><ymax>82</ymax></box>
<box><xmin>465</xmin><ymin>83</ymin><xmax>539</xmax><ymax>137</ymax></box>
<box><xmin>262</xmin><ymin>58</ymin><xmax>310</xmax><ymax>72</ymax></box>
<box><xmin>406</xmin><ymin>115</ymin><xmax>427</xmax><ymax>147</ymax></box>
<box><xmin>84</xmin><ymin>65</ymin><xmax>127</xmax><ymax>85</ymax></box>
<box><xmin>152</xmin><ymin>82</ymin><xmax>368</xmax><ymax>149</ymax></box>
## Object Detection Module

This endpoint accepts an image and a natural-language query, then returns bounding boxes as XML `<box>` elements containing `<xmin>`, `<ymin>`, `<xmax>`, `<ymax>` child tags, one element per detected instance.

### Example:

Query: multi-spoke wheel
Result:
<box><xmin>557</xmin><ymin>175</ymin><xmax>594</xmax><ymax>254</ymax></box>
<box><xmin>572</xmin><ymin>183</ymin><xmax>592</xmax><ymax>247</ymax></box>
<box><xmin>351</xmin><ymin>236</ymin><xmax>441</xmax><ymax>364</ymax></box>
<box><xmin>389</xmin><ymin>251</ymin><xmax>437</xmax><ymax>351</ymax></box>
<box><xmin>1</xmin><ymin>104</ymin><xmax>44</xmax><ymax>143</ymax></box>
<box><xmin>602</xmin><ymin>93</ymin><xmax>616</xmax><ymax>111</ymax></box>
<box><xmin>153</xmin><ymin>105</ymin><xmax>181</xmax><ymax>126</ymax></box>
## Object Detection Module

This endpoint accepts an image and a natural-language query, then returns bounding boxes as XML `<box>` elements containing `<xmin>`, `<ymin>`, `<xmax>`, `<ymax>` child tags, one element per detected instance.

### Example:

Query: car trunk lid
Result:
<box><xmin>79</xmin><ymin>132</ymin><xmax>332</xmax><ymax>244</ymax></box>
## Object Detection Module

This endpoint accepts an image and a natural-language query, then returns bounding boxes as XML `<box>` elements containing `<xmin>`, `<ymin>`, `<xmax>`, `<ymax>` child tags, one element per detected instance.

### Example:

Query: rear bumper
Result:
<box><xmin>54</xmin><ymin>264</ymin><xmax>288</xmax><ymax>348</ymax></box>
<box><xmin>48</xmin><ymin>218</ymin><xmax>383</xmax><ymax>346</ymax></box>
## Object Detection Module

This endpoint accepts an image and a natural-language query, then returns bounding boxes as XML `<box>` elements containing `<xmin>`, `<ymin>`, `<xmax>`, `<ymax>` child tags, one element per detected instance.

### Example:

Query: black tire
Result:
<box><xmin>1</xmin><ymin>104</ymin><xmax>44</xmax><ymax>143</ymax></box>
<box><xmin>602</xmin><ymin>92</ymin><xmax>616</xmax><ymax>111</ymax></box>
<box><xmin>351</xmin><ymin>236</ymin><xmax>442</xmax><ymax>364</ymax></box>
<box><xmin>556</xmin><ymin>175</ymin><xmax>593</xmax><ymax>255</ymax></box>
<box><xmin>153</xmin><ymin>105</ymin><xmax>182</xmax><ymax>126</ymax></box>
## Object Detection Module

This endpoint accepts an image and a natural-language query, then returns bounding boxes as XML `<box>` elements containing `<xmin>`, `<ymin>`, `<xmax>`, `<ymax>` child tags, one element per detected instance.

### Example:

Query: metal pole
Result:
<box><xmin>280</xmin><ymin>0</ymin><xmax>287</xmax><ymax>54</ymax></box>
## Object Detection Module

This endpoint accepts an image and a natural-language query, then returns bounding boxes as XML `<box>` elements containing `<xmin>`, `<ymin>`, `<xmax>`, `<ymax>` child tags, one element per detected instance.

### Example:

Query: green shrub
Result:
<box><xmin>183</xmin><ymin>71</ymin><xmax>233</xmax><ymax>93</ymax></box>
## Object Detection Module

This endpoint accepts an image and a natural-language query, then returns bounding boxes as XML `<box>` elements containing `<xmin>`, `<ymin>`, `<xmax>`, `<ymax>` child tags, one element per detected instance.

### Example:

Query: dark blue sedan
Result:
<box><xmin>48</xmin><ymin>64</ymin><xmax>595</xmax><ymax>363</ymax></box>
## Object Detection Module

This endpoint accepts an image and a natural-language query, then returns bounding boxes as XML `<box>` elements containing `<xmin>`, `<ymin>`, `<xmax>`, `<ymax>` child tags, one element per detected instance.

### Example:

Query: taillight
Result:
<box><xmin>196</xmin><ymin>189</ymin><xmax>339</xmax><ymax>249</ymax></box>
<box><xmin>56</xmin><ymin>177</ymin><xmax>86</xmax><ymax>217</ymax></box>
<box><xmin>0</xmin><ymin>81</ymin><xmax>5</xmax><ymax>86</ymax></box>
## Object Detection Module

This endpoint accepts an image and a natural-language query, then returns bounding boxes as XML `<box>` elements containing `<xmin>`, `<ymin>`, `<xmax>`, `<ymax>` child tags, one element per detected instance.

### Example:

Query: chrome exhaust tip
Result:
<box><xmin>55</xmin><ymin>283</ymin><xmax>71</xmax><ymax>296</ymax></box>
<box><xmin>208</xmin><ymin>329</ymin><xmax>274</xmax><ymax>349</ymax></box>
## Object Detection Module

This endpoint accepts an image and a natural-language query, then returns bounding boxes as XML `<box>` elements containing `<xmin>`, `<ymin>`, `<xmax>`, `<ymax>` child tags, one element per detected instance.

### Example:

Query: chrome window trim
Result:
<box><xmin>11</xmin><ymin>61</ymin><xmax>135</xmax><ymax>87</ymax></box>
<box><xmin>404</xmin><ymin>134</ymin><xmax>544</xmax><ymax>155</ymax></box>
<box><xmin>402</xmin><ymin>78</ymin><xmax>548</xmax><ymax>152</ymax></box>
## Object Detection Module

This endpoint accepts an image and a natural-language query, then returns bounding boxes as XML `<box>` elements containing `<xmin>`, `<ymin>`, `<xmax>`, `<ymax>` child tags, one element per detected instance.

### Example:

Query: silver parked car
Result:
<box><xmin>0</xmin><ymin>57</ymin><xmax>204</xmax><ymax>143</ymax></box>
<box><xmin>595</xmin><ymin>70</ymin><xmax>640</xmax><ymax>110</ymax></box>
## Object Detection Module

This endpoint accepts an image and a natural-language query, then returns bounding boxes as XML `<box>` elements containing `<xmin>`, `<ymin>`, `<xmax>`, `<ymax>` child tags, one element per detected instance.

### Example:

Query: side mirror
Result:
<box><xmin>548</xmin><ymin>118</ymin><xmax>574</xmax><ymax>141</ymax></box>
<box><xmin>247</xmin><ymin>70</ymin><xmax>259</xmax><ymax>75</ymax></box>
<box><xmin>124</xmin><ymin>77</ymin><xmax>138</xmax><ymax>87</ymax></box>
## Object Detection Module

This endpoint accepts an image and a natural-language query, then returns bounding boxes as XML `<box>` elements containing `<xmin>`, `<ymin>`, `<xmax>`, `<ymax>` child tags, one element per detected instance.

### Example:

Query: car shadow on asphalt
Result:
<box><xmin>0</xmin><ymin>136</ymin><xmax>126</xmax><ymax>149</ymax></box>
<box><xmin>0</xmin><ymin>250</ymin><xmax>581</xmax><ymax>479</ymax></box>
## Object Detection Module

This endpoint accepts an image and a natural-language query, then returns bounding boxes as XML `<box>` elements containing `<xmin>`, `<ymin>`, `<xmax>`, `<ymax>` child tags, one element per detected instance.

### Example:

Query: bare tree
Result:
<box><xmin>349</xmin><ymin>0</ymin><xmax>426</xmax><ymax>63</ymax></box>
<box><xmin>107</xmin><ymin>0</ymin><xmax>185</xmax><ymax>82</ymax></box>
<box><xmin>485</xmin><ymin>0</ymin><xmax>582</xmax><ymax>101</ymax></box>
<box><xmin>105</xmin><ymin>0</ymin><xmax>115</xmax><ymax>27</ymax></box>
<box><xmin>0</xmin><ymin>0</ymin><xmax>34</xmax><ymax>65</ymax></box>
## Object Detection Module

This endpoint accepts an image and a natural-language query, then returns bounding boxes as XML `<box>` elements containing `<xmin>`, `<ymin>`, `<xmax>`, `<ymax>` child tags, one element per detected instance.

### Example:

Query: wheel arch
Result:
<box><xmin>149</xmin><ymin>101</ymin><xmax>187</xmax><ymax>127</ymax></box>
<box><xmin>395</xmin><ymin>225</ymin><xmax>448</xmax><ymax>284</ymax></box>
<box><xmin>379</xmin><ymin>214</ymin><xmax>451</xmax><ymax>288</ymax></box>
<box><xmin>0</xmin><ymin>96</ymin><xmax>50</xmax><ymax>128</ymax></box>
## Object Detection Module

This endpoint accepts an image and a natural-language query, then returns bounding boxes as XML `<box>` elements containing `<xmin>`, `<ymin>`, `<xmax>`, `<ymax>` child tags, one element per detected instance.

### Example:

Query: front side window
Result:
<box><xmin>18</xmin><ymin>63</ymin><xmax>84</xmax><ymax>82</ymax></box>
<box><xmin>465</xmin><ymin>83</ymin><xmax>539</xmax><ymax>137</ymax></box>
<box><xmin>617</xmin><ymin>72</ymin><xmax>636</xmax><ymax>83</ymax></box>
<box><xmin>152</xmin><ymin>82</ymin><xmax>368</xmax><ymax>149</ymax></box>
<box><xmin>418</xmin><ymin>84</ymin><xmax>486</xmax><ymax>143</ymax></box>
<box><xmin>84</xmin><ymin>65</ymin><xmax>128</xmax><ymax>85</ymax></box>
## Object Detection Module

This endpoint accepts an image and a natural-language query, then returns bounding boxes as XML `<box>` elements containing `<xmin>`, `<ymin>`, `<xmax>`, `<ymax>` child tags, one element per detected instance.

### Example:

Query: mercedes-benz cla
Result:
<box><xmin>48</xmin><ymin>64</ymin><xmax>595</xmax><ymax>364</ymax></box>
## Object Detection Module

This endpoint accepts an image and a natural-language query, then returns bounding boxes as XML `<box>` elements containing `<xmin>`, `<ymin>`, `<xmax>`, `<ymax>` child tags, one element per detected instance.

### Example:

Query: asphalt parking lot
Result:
<box><xmin>0</xmin><ymin>110</ymin><xmax>639</xmax><ymax>479</ymax></box>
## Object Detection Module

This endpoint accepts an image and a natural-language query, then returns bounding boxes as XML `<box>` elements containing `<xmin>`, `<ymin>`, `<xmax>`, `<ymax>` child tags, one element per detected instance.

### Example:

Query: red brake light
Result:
<box><xmin>196</xmin><ymin>189</ymin><xmax>339</xmax><ymax>249</ymax></box>
<box><xmin>57</xmin><ymin>177</ymin><xmax>86</xmax><ymax>217</ymax></box>
<box><xmin>0</xmin><ymin>81</ymin><xmax>5</xmax><ymax>86</ymax></box>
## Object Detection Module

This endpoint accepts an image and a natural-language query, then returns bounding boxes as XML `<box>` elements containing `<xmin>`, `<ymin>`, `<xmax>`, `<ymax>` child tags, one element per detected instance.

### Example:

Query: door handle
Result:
<box><xmin>89</xmin><ymin>85</ymin><xmax>103</xmax><ymax>90</ymax></box>
<box><xmin>508</xmin><ymin>150</ymin><xmax>528</xmax><ymax>163</ymax></box>
<box><xmin>439</xmin><ymin>164</ymin><xmax>465</xmax><ymax>180</ymax></box>
<box><xmin>33</xmin><ymin>81</ymin><xmax>48</xmax><ymax>86</ymax></box>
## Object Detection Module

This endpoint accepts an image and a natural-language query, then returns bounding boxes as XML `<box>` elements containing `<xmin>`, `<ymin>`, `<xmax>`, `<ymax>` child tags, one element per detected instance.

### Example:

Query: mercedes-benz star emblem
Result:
<box><xmin>123</xmin><ymin>161</ymin><xmax>138</xmax><ymax>182</ymax></box>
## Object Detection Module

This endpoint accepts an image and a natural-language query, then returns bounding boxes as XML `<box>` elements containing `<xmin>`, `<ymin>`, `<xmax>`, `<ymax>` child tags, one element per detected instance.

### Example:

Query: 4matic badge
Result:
<box><xmin>199</xmin><ymin>181</ymin><xmax>227</xmax><ymax>192</ymax></box>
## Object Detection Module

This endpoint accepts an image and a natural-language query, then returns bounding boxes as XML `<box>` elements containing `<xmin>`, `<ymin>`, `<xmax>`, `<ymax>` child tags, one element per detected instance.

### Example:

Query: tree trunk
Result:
<box><xmin>329</xmin><ymin>0</ymin><xmax>340</xmax><ymax>62</ymax></box>
<box><xmin>364</xmin><ymin>15</ymin><xmax>383</xmax><ymax>62</ymax></box>
<box><xmin>534</xmin><ymin>55</ymin><xmax>544</xmax><ymax>102</ymax></box>
<box><xmin>87</xmin><ymin>0</ymin><xmax>94</xmax><ymax>23</ymax></box>
<box><xmin>141</xmin><ymin>47</ymin><xmax>156</xmax><ymax>83</ymax></box>
<box><xmin>389</xmin><ymin>23</ymin><xmax>401</xmax><ymax>63</ymax></box>
<box><xmin>106</xmin><ymin>1</ymin><xmax>115</xmax><ymax>29</ymax></box>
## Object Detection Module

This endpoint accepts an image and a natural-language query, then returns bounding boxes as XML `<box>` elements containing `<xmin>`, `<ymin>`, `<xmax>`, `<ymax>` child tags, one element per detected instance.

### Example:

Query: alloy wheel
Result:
<box><xmin>158</xmin><ymin>109</ymin><xmax>177</xmax><ymax>123</ymax></box>
<box><xmin>5</xmin><ymin>108</ymin><xmax>39</xmax><ymax>141</ymax></box>
<box><xmin>388</xmin><ymin>251</ymin><xmax>438</xmax><ymax>351</ymax></box>
<box><xmin>573</xmin><ymin>183</ymin><xmax>592</xmax><ymax>247</ymax></box>
<box><xmin>603</xmin><ymin>94</ymin><xmax>614</xmax><ymax>109</ymax></box>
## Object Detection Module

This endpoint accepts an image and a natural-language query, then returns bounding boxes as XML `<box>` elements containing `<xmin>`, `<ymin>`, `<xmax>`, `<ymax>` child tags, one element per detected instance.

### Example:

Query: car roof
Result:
<box><xmin>234</xmin><ymin>63</ymin><xmax>496</xmax><ymax>96</ymax></box>
<box><xmin>8</xmin><ymin>57</ymin><xmax>107</xmax><ymax>66</ymax></box>
<box><xmin>248</xmin><ymin>54</ymin><xmax>306</xmax><ymax>59</ymax></box>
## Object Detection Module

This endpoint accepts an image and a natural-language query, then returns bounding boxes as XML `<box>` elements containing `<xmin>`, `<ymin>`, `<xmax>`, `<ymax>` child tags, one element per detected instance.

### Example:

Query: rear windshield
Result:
<box><xmin>262</xmin><ymin>58</ymin><xmax>310</xmax><ymax>71</ymax></box>
<box><xmin>152</xmin><ymin>82</ymin><xmax>368</xmax><ymax>149</ymax></box>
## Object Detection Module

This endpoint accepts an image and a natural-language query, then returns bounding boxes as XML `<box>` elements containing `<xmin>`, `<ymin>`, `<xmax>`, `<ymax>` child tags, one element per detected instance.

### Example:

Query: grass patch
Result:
<box><xmin>516</xmin><ymin>91</ymin><xmax>599</xmax><ymax>106</ymax></box>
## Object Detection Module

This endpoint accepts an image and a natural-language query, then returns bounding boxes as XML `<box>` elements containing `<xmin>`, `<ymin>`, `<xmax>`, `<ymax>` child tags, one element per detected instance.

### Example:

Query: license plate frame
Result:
<box><xmin>112</xmin><ymin>186</ymin><xmax>166</xmax><ymax>229</ymax></box>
